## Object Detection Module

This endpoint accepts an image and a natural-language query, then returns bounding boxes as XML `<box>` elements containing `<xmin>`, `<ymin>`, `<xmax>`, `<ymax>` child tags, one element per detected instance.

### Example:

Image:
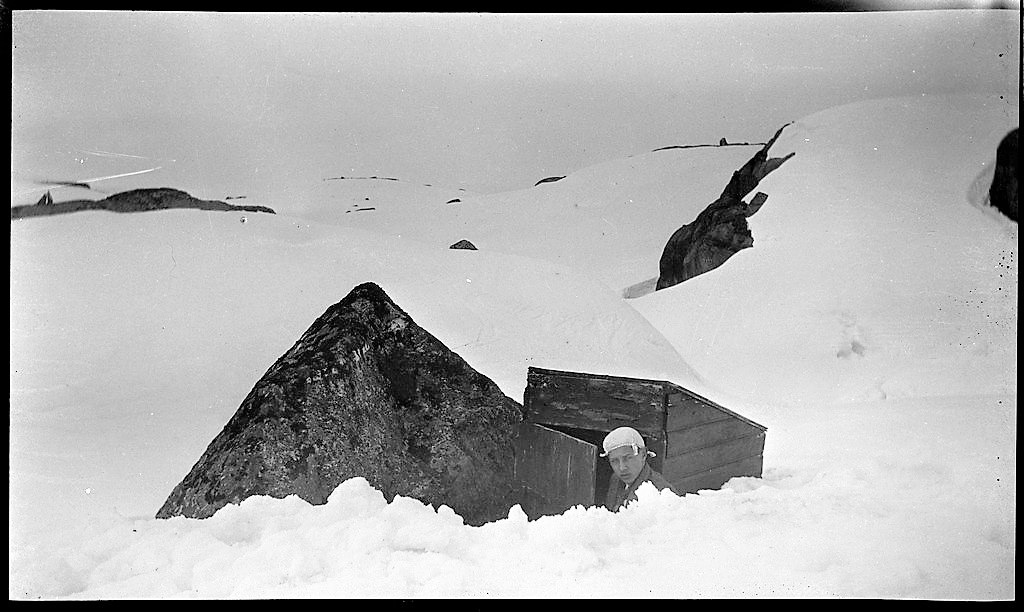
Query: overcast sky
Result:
<box><xmin>10</xmin><ymin>10</ymin><xmax>1021</xmax><ymax>203</ymax></box>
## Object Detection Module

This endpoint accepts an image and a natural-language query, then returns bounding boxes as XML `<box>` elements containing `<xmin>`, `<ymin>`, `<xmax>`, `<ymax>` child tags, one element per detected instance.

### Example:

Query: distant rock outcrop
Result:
<box><xmin>156</xmin><ymin>282</ymin><xmax>523</xmax><ymax>525</ymax></box>
<box><xmin>989</xmin><ymin>128</ymin><xmax>1018</xmax><ymax>222</ymax></box>
<box><xmin>323</xmin><ymin>176</ymin><xmax>399</xmax><ymax>182</ymax></box>
<box><xmin>11</xmin><ymin>188</ymin><xmax>276</xmax><ymax>220</ymax></box>
<box><xmin>652</xmin><ymin>139</ymin><xmax>765</xmax><ymax>153</ymax></box>
<box><xmin>534</xmin><ymin>176</ymin><xmax>565</xmax><ymax>186</ymax></box>
<box><xmin>656</xmin><ymin>124</ymin><xmax>795</xmax><ymax>291</ymax></box>
<box><xmin>449</xmin><ymin>240</ymin><xmax>478</xmax><ymax>250</ymax></box>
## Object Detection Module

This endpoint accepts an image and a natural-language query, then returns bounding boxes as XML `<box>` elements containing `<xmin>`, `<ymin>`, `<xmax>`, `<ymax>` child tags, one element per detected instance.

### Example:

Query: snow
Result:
<box><xmin>298</xmin><ymin>145</ymin><xmax>761</xmax><ymax>291</ymax></box>
<box><xmin>9</xmin><ymin>211</ymin><xmax>706</xmax><ymax>548</ymax></box>
<box><xmin>631</xmin><ymin>94</ymin><xmax>1018</xmax><ymax>408</ymax></box>
<box><xmin>10</xmin><ymin>397</ymin><xmax>1016</xmax><ymax>599</ymax></box>
<box><xmin>9</xmin><ymin>11</ymin><xmax>1018</xmax><ymax>601</ymax></box>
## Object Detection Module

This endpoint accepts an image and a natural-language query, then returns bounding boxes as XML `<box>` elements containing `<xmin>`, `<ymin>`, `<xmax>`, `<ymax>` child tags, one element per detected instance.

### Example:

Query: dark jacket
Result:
<box><xmin>605</xmin><ymin>462</ymin><xmax>676</xmax><ymax>512</ymax></box>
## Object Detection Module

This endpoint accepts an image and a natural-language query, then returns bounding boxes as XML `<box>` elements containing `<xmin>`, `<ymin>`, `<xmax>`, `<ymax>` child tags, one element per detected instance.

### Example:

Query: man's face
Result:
<box><xmin>607</xmin><ymin>445</ymin><xmax>646</xmax><ymax>484</ymax></box>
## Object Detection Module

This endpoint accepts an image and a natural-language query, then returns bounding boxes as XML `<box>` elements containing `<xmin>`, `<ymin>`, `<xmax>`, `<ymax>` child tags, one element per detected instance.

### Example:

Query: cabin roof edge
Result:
<box><xmin>526</xmin><ymin>366</ymin><xmax>767</xmax><ymax>433</ymax></box>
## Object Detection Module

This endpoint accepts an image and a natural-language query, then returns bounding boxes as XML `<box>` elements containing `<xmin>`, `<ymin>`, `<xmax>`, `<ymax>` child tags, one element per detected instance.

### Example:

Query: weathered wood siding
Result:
<box><xmin>663</xmin><ymin>389</ymin><xmax>766</xmax><ymax>490</ymax></box>
<box><xmin>524</xmin><ymin>368</ymin><xmax>665</xmax><ymax>438</ymax></box>
<box><xmin>671</xmin><ymin>455</ymin><xmax>764</xmax><ymax>494</ymax></box>
<box><xmin>520</xmin><ymin>367</ymin><xmax>767</xmax><ymax>507</ymax></box>
<box><xmin>513</xmin><ymin>422</ymin><xmax>597</xmax><ymax>517</ymax></box>
<box><xmin>665</xmin><ymin>394</ymin><xmax>730</xmax><ymax>431</ymax></box>
<box><xmin>662</xmin><ymin>433</ymin><xmax>766</xmax><ymax>480</ymax></box>
<box><xmin>667</xmin><ymin>417</ymin><xmax>759</xmax><ymax>452</ymax></box>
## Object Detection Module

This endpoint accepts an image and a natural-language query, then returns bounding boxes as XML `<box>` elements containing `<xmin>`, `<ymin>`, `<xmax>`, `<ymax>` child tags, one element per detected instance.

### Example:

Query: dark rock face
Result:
<box><xmin>156</xmin><ymin>282</ymin><xmax>523</xmax><ymax>525</ymax></box>
<box><xmin>656</xmin><ymin>124</ymin><xmax>795</xmax><ymax>291</ymax></box>
<box><xmin>534</xmin><ymin>176</ymin><xmax>565</xmax><ymax>186</ymax></box>
<box><xmin>11</xmin><ymin>187</ymin><xmax>276</xmax><ymax>220</ymax></box>
<box><xmin>449</xmin><ymin>240</ymin><xmax>478</xmax><ymax>250</ymax></box>
<box><xmin>989</xmin><ymin>128</ymin><xmax>1018</xmax><ymax>222</ymax></box>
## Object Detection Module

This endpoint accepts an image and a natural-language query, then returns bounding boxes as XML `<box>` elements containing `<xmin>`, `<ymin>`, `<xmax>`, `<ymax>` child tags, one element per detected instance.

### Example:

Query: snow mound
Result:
<box><xmin>9</xmin><ymin>207</ymin><xmax>709</xmax><ymax>549</ymax></box>
<box><xmin>290</xmin><ymin>176</ymin><xmax>478</xmax><ymax>226</ymax></box>
<box><xmin>632</xmin><ymin>93</ymin><xmax>1018</xmax><ymax>407</ymax></box>
<box><xmin>295</xmin><ymin>144</ymin><xmax>762</xmax><ymax>290</ymax></box>
<box><xmin>13</xmin><ymin>393</ymin><xmax>1014</xmax><ymax>599</ymax></box>
<box><xmin>9</xmin><ymin>91</ymin><xmax>1017</xmax><ymax>600</ymax></box>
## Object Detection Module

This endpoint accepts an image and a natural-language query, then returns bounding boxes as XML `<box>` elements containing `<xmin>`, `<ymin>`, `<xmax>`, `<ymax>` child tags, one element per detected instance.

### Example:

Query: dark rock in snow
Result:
<box><xmin>156</xmin><ymin>282</ymin><xmax>523</xmax><ymax>525</ymax></box>
<box><xmin>989</xmin><ymin>128</ymin><xmax>1018</xmax><ymax>222</ymax></box>
<box><xmin>652</xmin><ymin>140</ymin><xmax>765</xmax><ymax>153</ymax></box>
<box><xmin>449</xmin><ymin>240</ymin><xmax>478</xmax><ymax>250</ymax></box>
<box><xmin>11</xmin><ymin>187</ymin><xmax>276</xmax><ymax>220</ymax></box>
<box><xmin>534</xmin><ymin>176</ymin><xmax>565</xmax><ymax>186</ymax></box>
<box><xmin>656</xmin><ymin>124</ymin><xmax>795</xmax><ymax>291</ymax></box>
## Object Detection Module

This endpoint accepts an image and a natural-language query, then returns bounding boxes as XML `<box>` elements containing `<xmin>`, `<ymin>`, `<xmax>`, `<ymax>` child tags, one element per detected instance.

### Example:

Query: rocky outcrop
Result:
<box><xmin>534</xmin><ymin>176</ymin><xmax>565</xmax><ymax>186</ymax></box>
<box><xmin>449</xmin><ymin>240</ymin><xmax>478</xmax><ymax>250</ymax></box>
<box><xmin>156</xmin><ymin>282</ymin><xmax>523</xmax><ymax>525</ymax></box>
<box><xmin>11</xmin><ymin>188</ymin><xmax>276</xmax><ymax>220</ymax></box>
<box><xmin>989</xmin><ymin>128</ymin><xmax>1018</xmax><ymax>222</ymax></box>
<box><xmin>652</xmin><ymin>139</ymin><xmax>765</xmax><ymax>153</ymax></box>
<box><xmin>656</xmin><ymin>124</ymin><xmax>795</xmax><ymax>291</ymax></box>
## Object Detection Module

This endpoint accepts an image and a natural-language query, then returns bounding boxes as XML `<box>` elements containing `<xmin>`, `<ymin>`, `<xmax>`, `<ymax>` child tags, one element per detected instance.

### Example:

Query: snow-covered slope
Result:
<box><xmin>632</xmin><ymin>93</ymin><xmax>1018</xmax><ymax>408</ymax></box>
<box><xmin>9</xmin><ymin>90</ymin><xmax>1017</xmax><ymax>599</ymax></box>
<box><xmin>284</xmin><ymin>176</ymin><xmax>479</xmax><ymax>226</ymax></box>
<box><xmin>287</xmin><ymin>92</ymin><xmax>1018</xmax><ymax>410</ymax></box>
<box><xmin>9</xmin><ymin>207</ymin><xmax>707</xmax><ymax>543</ymax></box>
<box><xmin>288</xmin><ymin>144</ymin><xmax>762</xmax><ymax>291</ymax></box>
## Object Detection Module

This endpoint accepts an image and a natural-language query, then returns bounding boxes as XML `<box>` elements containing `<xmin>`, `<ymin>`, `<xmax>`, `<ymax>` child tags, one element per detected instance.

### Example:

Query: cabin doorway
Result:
<box><xmin>541</xmin><ymin>425</ymin><xmax>613</xmax><ymax>506</ymax></box>
<box><xmin>512</xmin><ymin>422</ymin><xmax>667</xmax><ymax>518</ymax></box>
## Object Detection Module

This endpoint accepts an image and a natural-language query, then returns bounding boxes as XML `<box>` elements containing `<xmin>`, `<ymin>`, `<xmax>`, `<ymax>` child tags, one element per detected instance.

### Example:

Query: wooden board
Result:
<box><xmin>665</xmin><ymin>393</ymin><xmax>727</xmax><ymax>431</ymax></box>
<box><xmin>662</xmin><ymin>432</ymin><xmax>766</xmax><ymax>482</ymax></box>
<box><xmin>519</xmin><ymin>367</ymin><xmax>767</xmax><ymax>500</ymax></box>
<box><xmin>670</xmin><ymin>454</ymin><xmax>764</xmax><ymax>495</ymax></box>
<box><xmin>525</xmin><ymin>368</ymin><xmax>665</xmax><ymax>436</ymax></box>
<box><xmin>513</xmin><ymin>422</ymin><xmax>597</xmax><ymax>518</ymax></box>
<box><xmin>666</xmin><ymin>389</ymin><xmax>767</xmax><ymax>433</ymax></box>
<box><xmin>667</xmin><ymin>417</ymin><xmax>763</xmax><ymax>454</ymax></box>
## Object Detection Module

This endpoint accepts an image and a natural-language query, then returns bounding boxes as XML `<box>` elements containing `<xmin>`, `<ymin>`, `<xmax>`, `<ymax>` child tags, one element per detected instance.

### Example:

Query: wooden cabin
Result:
<box><xmin>513</xmin><ymin>367</ymin><xmax>767</xmax><ymax>518</ymax></box>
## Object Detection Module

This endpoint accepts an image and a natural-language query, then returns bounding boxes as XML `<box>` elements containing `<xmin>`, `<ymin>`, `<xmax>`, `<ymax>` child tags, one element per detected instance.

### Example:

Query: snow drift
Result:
<box><xmin>9</xmin><ymin>89</ymin><xmax>1017</xmax><ymax>598</ymax></box>
<box><xmin>632</xmin><ymin>94</ymin><xmax>1017</xmax><ymax>408</ymax></box>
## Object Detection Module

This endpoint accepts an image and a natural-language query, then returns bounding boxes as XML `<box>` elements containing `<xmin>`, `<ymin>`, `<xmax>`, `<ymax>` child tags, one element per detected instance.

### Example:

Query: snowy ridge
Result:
<box><xmin>633</xmin><ymin>93</ymin><xmax>1017</xmax><ymax>408</ymax></box>
<box><xmin>292</xmin><ymin>144</ymin><xmax>761</xmax><ymax>291</ymax></box>
<box><xmin>9</xmin><ymin>206</ymin><xmax>711</xmax><ymax>547</ymax></box>
<box><xmin>9</xmin><ymin>91</ymin><xmax>1018</xmax><ymax>599</ymax></box>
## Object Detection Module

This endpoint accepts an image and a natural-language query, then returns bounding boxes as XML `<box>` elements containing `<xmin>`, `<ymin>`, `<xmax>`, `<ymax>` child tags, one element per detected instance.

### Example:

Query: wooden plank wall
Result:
<box><xmin>513</xmin><ymin>422</ymin><xmax>597</xmax><ymax>517</ymax></box>
<box><xmin>522</xmin><ymin>368</ymin><xmax>767</xmax><ymax>499</ymax></box>
<box><xmin>525</xmin><ymin>368</ymin><xmax>665</xmax><ymax>438</ymax></box>
<box><xmin>672</xmin><ymin>456</ymin><xmax>764</xmax><ymax>494</ymax></box>
<box><xmin>663</xmin><ymin>392</ymin><xmax>766</xmax><ymax>494</ymax></box>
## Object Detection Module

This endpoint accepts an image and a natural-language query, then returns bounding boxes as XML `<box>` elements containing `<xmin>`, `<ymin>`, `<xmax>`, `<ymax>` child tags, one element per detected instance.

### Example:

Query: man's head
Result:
<box><xmin>601</xmin><ymin>427</ymin><xmax>649</xmax><ymax>484</ymax></box>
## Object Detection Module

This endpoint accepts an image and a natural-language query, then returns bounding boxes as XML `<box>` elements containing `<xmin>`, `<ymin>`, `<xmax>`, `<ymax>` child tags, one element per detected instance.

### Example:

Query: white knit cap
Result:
<box><xmin>600</xmin><ymin>426</ymin><xmax>652</xmax><ymax>457</ymax></box>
